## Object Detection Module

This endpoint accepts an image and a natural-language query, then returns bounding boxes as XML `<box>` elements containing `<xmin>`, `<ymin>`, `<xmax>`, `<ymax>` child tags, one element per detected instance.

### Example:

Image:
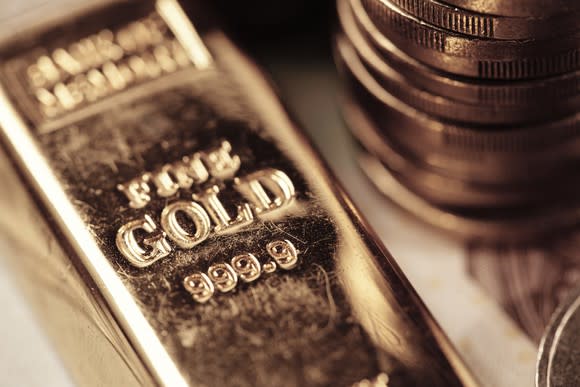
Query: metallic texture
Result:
<box><xmin>382</xmin><ymin>0</ymin><xmax>580</xmax><ymax>40</ymax></box>
<box><xmin>357</xmin><ymin>0</ymin><xmax>580</xmax><ymax>80</ymax></box>
<box><xmin>537</xmin><ymin>287</ymin><xmax>580</xmax><ymax>387</ymax></box>
<box><xmin>335</xmin><ymin>33</ymin><xmax>580</xmax><ymax>188</ymax></box>
<box><xmin>338</xmin><ymin>69</ymin><xmax>580</xmax><ymax>240</ymax></box>
<box><xmin>343</xmin><ymin>104</ymin><xmax>580</xmax><ymax>241</ymax></box>
<box><xmin>437</xmin><ymin>0</ymin><xmax>580</xmax><ymax>18</ymax></box>
<box><xmin>0</xmin><ymin>1</ymin><xmax>479</xmax><ymax>386</ymax></box>
<box><xmin>338</xmin><ymin>2</ymin><xmax>580</xmax><ymax>125</ymax></box>
<box><xmin>341</xmin><ymin>4</ymin><xmax>580</xmax><ymax>107</ymax></box>
<box><xmin>345</xmin><ymin>4</ymin><xmax>580</xmax><ymax>107</ymax></box>
<box><xmin>335</xmin><ymin>0</ymin><xmax>580</xmax><ymax>241</ymax></box>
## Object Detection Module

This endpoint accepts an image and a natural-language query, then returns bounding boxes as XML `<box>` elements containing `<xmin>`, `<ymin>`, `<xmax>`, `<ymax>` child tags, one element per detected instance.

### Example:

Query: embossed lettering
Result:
<box><xmin>183</xmin><ymin>273</ymin><xmax>214</xmax><ymax>303</ymax></box>
<box><xmin>115</xmin><ymin>141</ymin><xmax>298</xmax><ymax>268</ymax></box>
<box><xmin>207</xmin><ymin>263</ymin><xmax>238</xmax><ymax>292</ymax></box>
<box><xmin>235</xmin><ymin>168</ymin><xmax>295</xmax><ymax>215</ymax></box>
<box><xmin>231</xmin><ymin>254</ymin><xmax>261</xmax><ymax>282</ymax></box>
<box><xmin>183</xmin><ymin>240</ymin><xmax>299</xmax><ymax>303</ymax></box>
<box><xmin>150</xmin><ymin>154</ymin><xmax>209</xmax><ymax>197</ymax></box>
<box><xmin>117</xmin><ymin>174</ymin><xmax>152</xmax><ymax>209</ymax></box>
<box><xmin>160</xmin><ymin>201</ymin><xmax>211</xmax><ymax>249</ymax></box>
<box><xmin>200</xmin><ymin>141</ymin><xmax>240</xmax><ymax>179</ymax></box>
<box><xmin>266</xmin><ymin>239</ymin><xmax>298</xmax><ymax>270</ymax></box>
<box><xmin>115</xmin><ymin>214</ymin><xmax>172</xmax><ymax>267</ymax></box>
<box><xmin>26</xmin><ymin>13</ymin><xmax>192</xmax><ymax>120</ymax></box>
<box><xmin>27</xmin><ymin>56</ymin><xmax>60</xmax><ymax>88</ymax></box>
<box><xmin>52</xmin><ymin>48</ymin><xmax>83</xmax><ymax>76</ymax></box>
<box><xmin>193</xmin><ymin>185</ymin><xmax>254</xmax><ymax>234</ymax></box>
<box><xmin>117</xmin><ymin>142</ymin><xmax>237</xmax><ymax>207</ymax></box>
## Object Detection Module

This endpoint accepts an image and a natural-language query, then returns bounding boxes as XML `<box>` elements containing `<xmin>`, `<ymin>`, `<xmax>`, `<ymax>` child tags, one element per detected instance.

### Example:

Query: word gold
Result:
<box><xmin>116</xmin><ymin>141</ymin><xmax>296</xmax><ymax>268</ymax></box>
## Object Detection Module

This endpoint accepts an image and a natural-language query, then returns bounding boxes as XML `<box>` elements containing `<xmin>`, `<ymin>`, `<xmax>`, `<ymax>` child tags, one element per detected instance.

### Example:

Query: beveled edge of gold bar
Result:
<box><xmin>0</xmin><ymin>64</ymin><xmax>188</xmax><ymax>387</ymax></box>
<box><xmin>155</xmin><ymin>0</ymin><xmax>212</xmax><ymax>69</ymax></box>
<box><xmin>209</xmin><ymin>32</ymin><xmax>480</xmax><ymax>387</ymax></box>
<box><xmin>0</xmin><ymin>1</ymin><xmax>481</xmax><ymax>386</ymax></box>
<box><xmin>0</xmin><ymin>2</ymin><xmax>217</xmax><ymax>386</ymax></box>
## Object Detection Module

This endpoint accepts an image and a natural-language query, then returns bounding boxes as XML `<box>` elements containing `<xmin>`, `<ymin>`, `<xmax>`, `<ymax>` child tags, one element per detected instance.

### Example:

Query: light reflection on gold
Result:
<box><xmin>0</xmin><ymin>1</ymin><xmax>479</xmax><ymax>386</ymax></box>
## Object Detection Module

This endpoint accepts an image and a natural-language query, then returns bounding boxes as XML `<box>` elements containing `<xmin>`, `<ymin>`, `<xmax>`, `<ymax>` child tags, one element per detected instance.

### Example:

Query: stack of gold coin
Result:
<box><xmin>334</xmin><ymin>0</ymin><xmax>580</xmax><ymax>240</ymax></box>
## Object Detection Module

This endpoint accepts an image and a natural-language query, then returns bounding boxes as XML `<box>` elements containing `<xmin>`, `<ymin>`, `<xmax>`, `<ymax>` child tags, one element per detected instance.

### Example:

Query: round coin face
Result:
<box><xmin>537</xmin><ymin>287</ymin><xmax>580</xmax><ymax>387</ymax></box>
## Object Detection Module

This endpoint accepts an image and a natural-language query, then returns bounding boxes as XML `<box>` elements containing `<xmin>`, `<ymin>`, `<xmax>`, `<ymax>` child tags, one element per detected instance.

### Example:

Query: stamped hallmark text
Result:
<box><xmin>184</xmin><ymin>239</ymin><xmax>299</xmax><ymax>303</ymax></box>
<box><xmin>115</xmin><ymin>140</ymin><xmax>296</xmax><ymax>268</ymax></box>
<box><xmin>26</xmin><ymin>12</ymin><xmax>190</xmax><ymax>120</ymax></box>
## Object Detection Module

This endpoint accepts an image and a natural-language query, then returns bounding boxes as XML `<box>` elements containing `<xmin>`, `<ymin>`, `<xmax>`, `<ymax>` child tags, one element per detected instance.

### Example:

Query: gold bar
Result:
<box><xmin>0</xmin><ymin>1</ymin><xmax>479</xmax><ymax>386</ymax></box>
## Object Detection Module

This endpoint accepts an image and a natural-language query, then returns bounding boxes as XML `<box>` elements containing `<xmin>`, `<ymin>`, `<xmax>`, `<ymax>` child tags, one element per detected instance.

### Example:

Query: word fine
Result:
<box><xmin>115</xmin><ymin>141</ymin><xmax>296</xmax><ymax>268</ymax></box>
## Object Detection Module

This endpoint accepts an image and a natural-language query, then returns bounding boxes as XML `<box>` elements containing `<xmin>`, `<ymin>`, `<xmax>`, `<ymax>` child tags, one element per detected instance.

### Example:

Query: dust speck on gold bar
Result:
<box><xmin>26</xmin><ymin>12</ymin><xmax>191</xmax><ymax>120</ymax></box>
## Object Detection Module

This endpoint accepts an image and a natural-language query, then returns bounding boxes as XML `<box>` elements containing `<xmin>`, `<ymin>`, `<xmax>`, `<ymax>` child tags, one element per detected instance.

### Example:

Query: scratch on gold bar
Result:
<box><xmin>0</xmin><ymin>1</ymin><xmax>479</xmax><ymax>386</ymax></box>
<box><xmin>0</xmin><ymin>80</ymin><xmax>189</xmax><ymax>387</ymax></box>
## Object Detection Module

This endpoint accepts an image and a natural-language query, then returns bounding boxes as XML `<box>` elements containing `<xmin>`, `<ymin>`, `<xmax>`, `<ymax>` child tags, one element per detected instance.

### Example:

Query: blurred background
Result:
<box><xmin>1</xmin><ymin>0</ymin><xmax>577</xmax><ymax>386</ymax></box>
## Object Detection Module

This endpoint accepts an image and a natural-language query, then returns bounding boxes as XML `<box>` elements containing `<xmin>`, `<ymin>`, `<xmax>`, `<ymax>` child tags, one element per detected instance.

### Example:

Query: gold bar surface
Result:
<box><xmin>0</xmin><ymin>1</ymin><xmax>478</xmax><ymax>386</ymax></box>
